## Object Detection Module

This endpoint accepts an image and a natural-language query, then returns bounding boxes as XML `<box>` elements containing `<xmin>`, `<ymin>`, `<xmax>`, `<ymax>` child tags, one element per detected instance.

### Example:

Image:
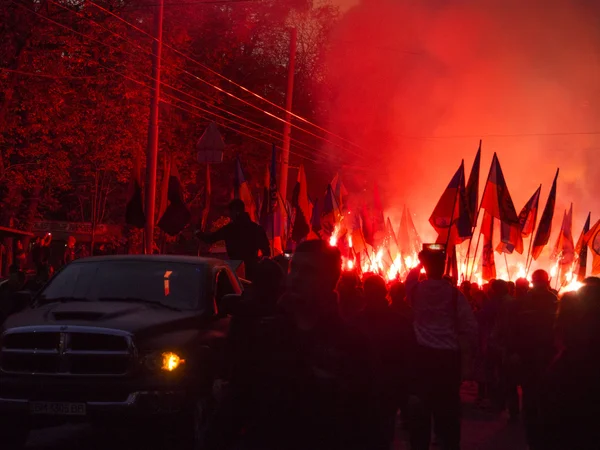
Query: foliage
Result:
<box><xmin>0</xmin><ymin>0</ymin><xmax>339</xmax><ymax>229</ymax></box>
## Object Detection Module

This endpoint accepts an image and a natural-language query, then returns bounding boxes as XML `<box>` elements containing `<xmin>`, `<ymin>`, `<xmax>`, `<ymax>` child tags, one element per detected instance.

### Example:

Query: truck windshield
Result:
<box><xmin>38</xmin><ymin>261</ymin><xmax>204</xmax><ymax>311</ymax></box>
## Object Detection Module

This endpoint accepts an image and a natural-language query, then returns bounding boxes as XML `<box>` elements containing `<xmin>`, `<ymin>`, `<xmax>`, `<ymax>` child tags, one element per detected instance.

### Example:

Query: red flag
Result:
<box><xmin>519</xmin><ymin>185</ymin><xmax>541</xmax><ymax>238</ymax></box>
<box><xmin>532</xmin><ymin>169</ymin><xmax>559</xmax><ymax>261</ymax></box>
<box><xmin>372</xmin><ymin>182</ymin><xmax>386</xmax><ymax>248</ymax></box>
<box><xmin>574</xmin><ymin>212</ymin><xmax>591</xmax><ymax>281</ymax></box>
<box><xmin>584</xmin><ymin>219</ymin><xmax>600</xmax><ymax>275</ymax></box>
<box><xmin>465</xmin><ymin>141</ymin><xmax>481</xmax><ymax>228</ymax></box>
<box><xmin>291</xmin><ymin>164</ymin><xmax>311</xmax><ymax>243</ymax></box>
<box><xmin>480</xmin><ymin>153</ymin><xmax>519</xmax><ymax>224</ymax></box>
<box><xmin>234</xmin><ymin>157</ymin><xmax>257</xmax><ymax>222</ymax></box>
<box><xmin>481</xmin><ymin>211</ymin><xmax>496</xmax><ymax>281</ymax></box>
<box><xmin>398</xmin><ymin>206</ymin><xmax>422</xmax><ymax>258</ymax></box>
<box><xmin>125</xmin><ymin>150</ymin><xmax>145</xmax><ymax>229</ymax></box>
<box><xmin>481</xmin><ymin>153</ymin><xmax>521</xmax><ymax>253</ymax></box>
<box><xmin>157</xmin><ymin>159</ymin><xmax>191</xmax><ymax>236</ymax></box>
<box><xmin>429</xmin><ymin>161</ymin><xmax>471</xmax><ymax>246</ymax></box>
<box><xmin>551</xmin><ymin>204</ymin><xmax>575</xmax><ymax>269</ymax></box>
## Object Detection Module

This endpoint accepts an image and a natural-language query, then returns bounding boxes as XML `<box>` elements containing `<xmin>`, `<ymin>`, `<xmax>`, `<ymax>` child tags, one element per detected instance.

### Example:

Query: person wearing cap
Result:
<box><xmin>195</xmin><ymin>199</ymin><xmax>270</xmax><ymax>281</ymax></box>
<box><xmin>405</xmin><ymin>247</ymin><xmax>478</xmax><ymax>450</ymax></box>
<box><xmin>512</xmin><ymin>269</ymin><xmax>557</xmax><ymax>450</ymax></box>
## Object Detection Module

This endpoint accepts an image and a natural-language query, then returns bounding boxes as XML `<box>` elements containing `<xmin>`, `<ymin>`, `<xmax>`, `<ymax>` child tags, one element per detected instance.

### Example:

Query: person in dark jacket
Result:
<box><xmin>23</xmin><ymin>263</ymin><xmax>51</xmax><ymax>294</ymax></box>
<box><xmin>203</xmin><ymin>259</ymin><xmax>285</xmax><ymax>450</ymax></box>
<box><xmin>357</xmin><ymin>275</ymin><xmax>414</xmax><ymax>449</ymax></box>
<box><xmin>195</xmin><ymin>199</ymin><xmax>270</xmax><ymax>281</ymax></box>
<box><xmin>539</xmin><ymin>280</ymin><xmax>600</xmax><ymax>450</ymax></box>
<box><xmin>0</xmin><ymin>265</ymin><xmax>26</xmax><ymax>324</ymax></box>
<box><xmin>337</xmin><ymin>270</ymin><xmax>364</xmax><ymax>324</ymax></box>
<box><xmin>513</xmin><ymin>269</ymin><xmax>557</xmax><ymax>450</ymax></box>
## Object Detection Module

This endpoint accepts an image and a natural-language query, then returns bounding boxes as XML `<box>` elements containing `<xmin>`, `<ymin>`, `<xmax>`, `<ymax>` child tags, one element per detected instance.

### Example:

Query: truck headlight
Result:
<box><xmin>144</xmin><ymin>351</ymin><xmax>186</xmax><ymax>372</ymax></box>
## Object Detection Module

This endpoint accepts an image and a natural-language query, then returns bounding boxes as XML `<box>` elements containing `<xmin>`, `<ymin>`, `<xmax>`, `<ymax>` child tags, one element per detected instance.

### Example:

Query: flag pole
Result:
<box><xmin>444</xmin><ymin>160</ymin><xmax>465</xmax><ymax>252</ymax></box>
<box><xmin>468</xmin><ymin>230</ymin><xmax>483</xmax><ymax>282</ymax></box>
<box><xmin>444</xmin><ymin>162</ymin><xmax>465</xmax><ymax>277</ymax></box>
<box><xmin>504</xmin><ymin>253</ymin><xmax>510</xmax><ymax>281</ymax></box>
<box><xmin>465</xmin><ymin>152</ymin><xmax>496</xmax><ymax>278</ymax></box>
<box><xmin>524</xmin><ymin>184</ymin><xmax>542</xmax><ymax>276</ymax></box>
<box><xmin>462</xmin><ymin>140</ymin><xmax>483</xmax><ymax>274</ymax></box>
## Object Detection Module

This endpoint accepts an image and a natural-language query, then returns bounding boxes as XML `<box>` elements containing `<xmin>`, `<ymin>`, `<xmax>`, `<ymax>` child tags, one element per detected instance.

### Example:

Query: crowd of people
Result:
<box><xmin>1</xmin><ymin>200</ymin><xmax>599</xmax><ymax>449</ymax></box>
<box><xmin>201</xmin><ymin>239</ymin><xmax>600</xmax><ymax>450</ymax></box>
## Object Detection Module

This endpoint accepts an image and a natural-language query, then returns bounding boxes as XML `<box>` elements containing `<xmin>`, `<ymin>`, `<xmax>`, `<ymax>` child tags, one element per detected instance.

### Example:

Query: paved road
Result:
<box><xmin>27</xmin><ymin>383</ymin><xmax>527</xmax><ymax>450</ymax></box>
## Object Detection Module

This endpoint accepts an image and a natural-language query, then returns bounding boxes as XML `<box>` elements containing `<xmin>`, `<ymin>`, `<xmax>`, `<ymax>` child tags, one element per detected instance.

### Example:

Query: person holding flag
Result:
<box><xmin>195</xmin><ymin>199</ymin><xmax>270</xmax><ymax>281</ymax></box>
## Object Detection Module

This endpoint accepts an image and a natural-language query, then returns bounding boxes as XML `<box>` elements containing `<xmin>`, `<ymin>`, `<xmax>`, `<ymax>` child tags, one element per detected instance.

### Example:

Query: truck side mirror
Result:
<box><xmin>220</xmin><ymin>293</ymin><xmax>242</xmax><ymax>316</ymax></box>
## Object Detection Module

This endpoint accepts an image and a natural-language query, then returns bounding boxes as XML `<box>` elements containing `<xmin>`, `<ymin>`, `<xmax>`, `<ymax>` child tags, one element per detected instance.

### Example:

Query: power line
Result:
<box><xmin>124</xmin><ymin>0</ymin><xmax>256</xmax><ymax>7</ymax></box>
<box><xmin>399</xmin><ymin>132</ymin><xmax>600</xmax><ymax>140</ymax></box>
<box><xmin>93</xmin><ymin>60</ymin><xmax>331</xmax><ymax>165</ymax></box>
<box><xmin>86</xmin><ymin>0</ymin><xmax>372</xmax><ymax>159</ymax></box>
<box><xmin>0</xmin><ymin>67</ymin><xmax>95</xmax><ymax>79</ymax></box>
<box><xmin>14</xmin><ymin>0</ymin><xmax>332</xmax><ymax>164</ymax></box>
<box><xmin>41</xmin><ymin>0</ymin><xmax>355</xmax><ymax>163</ymax></box>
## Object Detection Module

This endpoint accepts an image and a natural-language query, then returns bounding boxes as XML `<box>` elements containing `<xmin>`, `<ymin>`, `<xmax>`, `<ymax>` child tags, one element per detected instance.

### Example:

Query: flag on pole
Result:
<box><xmin>260</xmin><ymin>145</ymin><xmax>282</xmax><ymax>245</ymax></box>
<box><xmin>551</xmin><ymin>204</ymin><xmax>575</xmax><ymax>269</ymax></box>
<box><xmin>584</xmin><ymin>219</ymin><xmax>600</xmax><ymax>275</ymax></box>
<box><xmin>157</xmin><ymin>158</ymin><xmax>191</xmax><ymax>236</ymax></box>
<box><xmin>429</xmin><ymin>161</ymin><xmax>471</xmax><ymax>246</ymax></box>
<box><xmin>398</xmin><ymin>206</ymin><xmax>422</xmax><ymax>259</ymax></box>
<box><xmin>574</xmin><ymin>212</ymin><xmax>591</xmax><ymax>281</ymax></box>
<box><xmin>234</xmin><ymin>157</ymin><xmax>257</xmax><ymax>222</ymax></box>
<box><xmin>201</xmin><ymin>164</ymin><xmax>211</xmax><ymax>232</ymax></box>
<box><xmin>350</xmin><ymin>211</ymin><xmax>366</xmax><ymax>255</ymax></box>
<box><xmin>480</xmin><ymin>153</ymin><xmax>519</xmax><ymax>225</ymax></box>
<box><xmin>291</xmin><ymin>164</ymin><xmax>311</xmax><ymax>242</ymax></box>
<box><xmin>307</xmin><ymin>198</ymin><xmax>321</xmax><ymax>240</ymax></box>
<box><xmin>519</xmin><ymin>185</ymin><xmax>542</xmax><ymax>237</ymax></box>
<box><xmin>465</xmin><ymin>141</ymin><xmax>481</xmax><ymax>227</ymax></box>
<box><xmin>532</xmin><ymin>169</ymin><xmax>559</xmax><ymax>260</ymax></box>
<box><xmin>386</xmin><ymin>217</ymin><xmax>399</xmax><ymax>258</ymax></box>
<box><xmin>321</xmin><ymin>184</ymin><xmax>340</xmax><ymax>238</ymax></box>
<box><xmin>496</xmin><ymin>221</ymin><xmax>524</xmax><ymax>254</ymax></box>
<box><xmin>481</xmin><ymin>211</ymin><xmax>496</xmax><ymax>281</ymax></box>
<box><xmin>371</xmin><ymin>182</ymin><xmax>387</xmax><ymax>248</ymax></box>
<box><xmin>331</xmin><ymin>173</ymin><xmax>348</xmax><ymax>210</ymax></box>
<box><xmin>125</xmin><ymin>151</ymin><xmax>145</xmax><ymax>229</ymax></box>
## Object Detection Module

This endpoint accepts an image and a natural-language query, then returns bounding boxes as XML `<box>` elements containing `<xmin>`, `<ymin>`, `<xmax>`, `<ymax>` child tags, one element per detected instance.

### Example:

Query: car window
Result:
<box><xmin>39</xmin><ymin>261</ymin><xmax>204</xmax><ymax>311</ymax></box>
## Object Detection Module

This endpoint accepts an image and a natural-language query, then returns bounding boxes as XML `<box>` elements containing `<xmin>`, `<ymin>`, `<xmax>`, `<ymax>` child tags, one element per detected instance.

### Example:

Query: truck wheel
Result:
<box><xmin>0</xmin><ymin>423</ymin><xmax>29</xmax><ymax>450</ymax></box>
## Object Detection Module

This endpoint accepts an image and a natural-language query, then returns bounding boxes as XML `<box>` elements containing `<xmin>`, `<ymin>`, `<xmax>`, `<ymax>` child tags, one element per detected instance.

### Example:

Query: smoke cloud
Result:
<box><xmin>323</xmin><ymin>0</ymin><xmax>600</xmax><ymax>246</ymax></box>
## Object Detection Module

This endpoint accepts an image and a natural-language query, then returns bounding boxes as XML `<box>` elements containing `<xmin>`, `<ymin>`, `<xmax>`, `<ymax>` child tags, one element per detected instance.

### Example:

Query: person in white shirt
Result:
<box><xmin>405</xmin><ymin>246</ymin><xmax>478</xmax><ymax>450</ymax></box>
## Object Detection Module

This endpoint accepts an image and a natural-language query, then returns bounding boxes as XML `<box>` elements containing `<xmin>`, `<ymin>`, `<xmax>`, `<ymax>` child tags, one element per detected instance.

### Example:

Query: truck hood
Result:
<box><xmin>2</xmin><ymin>301</ymin><xmax>202</xmax><ymax>336</ymax></box>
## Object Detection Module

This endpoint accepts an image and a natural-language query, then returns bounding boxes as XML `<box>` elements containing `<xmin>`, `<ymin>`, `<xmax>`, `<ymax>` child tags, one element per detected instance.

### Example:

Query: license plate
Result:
<box><xmin>30</xmin><ymin>401</ymin><xmax>86</xmax><ymax>416</ymax></box>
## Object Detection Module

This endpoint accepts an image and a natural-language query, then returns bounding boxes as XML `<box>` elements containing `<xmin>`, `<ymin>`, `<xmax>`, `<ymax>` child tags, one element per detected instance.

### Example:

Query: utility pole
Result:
<box><xmin>279</xmin><ymin>27</ymin><xmax>297</xmax><ymax>203</ymax></box>
<box><xmin>144</xmin><ymin>0</ymin><xmax>164</xmax><ymax>255</ymax></box>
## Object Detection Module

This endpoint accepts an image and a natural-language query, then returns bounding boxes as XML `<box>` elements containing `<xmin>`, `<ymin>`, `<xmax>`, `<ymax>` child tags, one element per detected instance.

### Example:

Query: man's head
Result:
<box><xmin>491</xmin><ymin>279</ymin><xmax>509</xmax><ymax>297</ymax></box>
<box><xmin>288</xmin><ymin>240</ymin><xmax>341</xmax><ymax>302</ymax></box>
<box><xmin>460</xmin><ymin>281</ymin><xmax>471</xmax><ymax>296</ymax></box>
<box><xmin>363</xmin><ymin>274</ymin><xmax>388</xmax><ymax>303</ymax></box>
<box><xmin>228</xmin><ymin>199</ymin><xmax>246</xmax><ymax>221</ymax></box>
<box><xmin>532</xmin><ymin>269</ymin><xmax>550</xmax><ymax>288</ymax></box>
<box><xmin>418</xmin><ymin>249</ymin><xmax>445</xmax><ymax>280</ymax></box>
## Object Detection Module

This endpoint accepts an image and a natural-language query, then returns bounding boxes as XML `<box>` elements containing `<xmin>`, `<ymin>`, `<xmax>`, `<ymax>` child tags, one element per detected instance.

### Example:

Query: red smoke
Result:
<box><xmin>322</xmin><ymin>0</ymin><xmax>600</xmax><ymax>246</ymax></box>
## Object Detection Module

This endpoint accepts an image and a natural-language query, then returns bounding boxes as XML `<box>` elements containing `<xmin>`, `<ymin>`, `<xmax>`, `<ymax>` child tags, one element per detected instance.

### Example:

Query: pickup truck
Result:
<box><xmin>0</xmin><ymin>255</ymin><xmax>243</xmax><ymax>449</ymax></box>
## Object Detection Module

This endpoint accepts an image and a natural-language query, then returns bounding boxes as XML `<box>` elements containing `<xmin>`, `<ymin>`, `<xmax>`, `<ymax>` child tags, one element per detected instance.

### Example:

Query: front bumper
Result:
<box><xmin>0</xmin><ymin>376</ymin><xmax>196</xmax><ymax>422</ymax></box>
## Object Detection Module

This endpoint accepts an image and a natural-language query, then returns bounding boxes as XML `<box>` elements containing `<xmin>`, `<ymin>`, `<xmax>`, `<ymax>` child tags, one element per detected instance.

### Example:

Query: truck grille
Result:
<box><xmin>0</xmin><ymin>327</ymin><xmax>134</xmax><ymax>376</ymax></box>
